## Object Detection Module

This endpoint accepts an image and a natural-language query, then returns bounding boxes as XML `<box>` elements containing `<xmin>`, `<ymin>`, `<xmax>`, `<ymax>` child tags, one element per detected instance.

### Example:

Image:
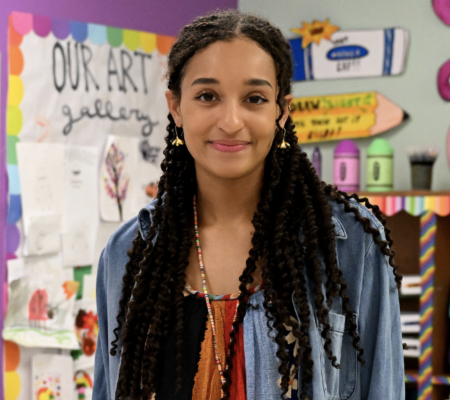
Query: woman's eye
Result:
<box><xmin>247</xmin><ymin>95</ymin><xmax>268</xmax><ymax>104</ymax></box>
<box><xmin>197</xmin><ymin>92</ymin><xmax>216</xmax><ymax>102</ymax></box>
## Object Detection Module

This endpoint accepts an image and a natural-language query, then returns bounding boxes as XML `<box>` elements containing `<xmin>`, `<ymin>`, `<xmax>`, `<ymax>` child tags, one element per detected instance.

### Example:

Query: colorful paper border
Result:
<box><xmin>363</xmin><ymin>195</ymin><xmax>450</xmax><ymax>217</ymax></box>
<box><xmin>10</xmin><ymin>11</ymin><xmax>174</xmax><ymax>52</ymax></box>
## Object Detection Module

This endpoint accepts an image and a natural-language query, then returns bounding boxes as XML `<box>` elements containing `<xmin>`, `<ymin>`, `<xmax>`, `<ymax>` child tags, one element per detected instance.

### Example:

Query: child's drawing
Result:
<box><xmin>103</xmin><ymin>142</ymin><xmax>130</xmax><ymax>221</ymax></box>
<box><xmin>73</xmin><ymin>300</ymin><xmax>98</xmax><ymax>369</ymax></box>
<box><xmin>32</xmin><ymin>354</ymin><xmax>73</xmax><ymax>400</ymax></box>
<box><xmin>74</xmin><ymin>370</ymin><xmax>93</xmax><ymax>400</ymax></box>
<box><xmin>28</xmin><ymin>289</ymin><xmax>49</xmax><ymax>329</ymax></box>
<box><xmin>4</xmin><ymin>255</ymin><xmax>79</xmax><ymax>349</ymax></box>
<box><xmin>100</xmin><ymin>135</ymin><xmax>140</xmax><ymax>222</ymax></box>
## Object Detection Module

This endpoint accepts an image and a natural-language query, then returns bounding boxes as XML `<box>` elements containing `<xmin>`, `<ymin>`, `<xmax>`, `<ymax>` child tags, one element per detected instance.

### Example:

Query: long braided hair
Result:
<box><xmin>111</xmin><ymin>9</ymin><xmax>402</xmax><ymax>400</ymax></box>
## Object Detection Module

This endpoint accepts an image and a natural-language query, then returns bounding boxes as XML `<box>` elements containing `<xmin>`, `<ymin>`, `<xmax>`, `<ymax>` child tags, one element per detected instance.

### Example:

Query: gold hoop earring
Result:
<box><xmin>277</xmin><ymin>128</ymin><xmax>290</xmax><ymax>149</ymax></box>
<box><xmin>172</xmin><ymin>126</ymin><xmax>185</xmax><ymax>146</ymax></box>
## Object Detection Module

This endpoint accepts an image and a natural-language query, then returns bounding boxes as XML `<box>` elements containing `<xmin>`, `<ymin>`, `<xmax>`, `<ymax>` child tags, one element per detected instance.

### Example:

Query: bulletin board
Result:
<box><xmin>5</xmin><ymin>11</ymin><xmax>173</xmax><ymax>400</ymax></box>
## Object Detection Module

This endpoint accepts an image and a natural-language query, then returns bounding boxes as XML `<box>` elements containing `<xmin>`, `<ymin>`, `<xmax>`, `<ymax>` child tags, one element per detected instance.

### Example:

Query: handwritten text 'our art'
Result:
<box><xmin>52</xmin><ymin>40</ymin><xmax>159</xmax><ymax>137</ymax></box>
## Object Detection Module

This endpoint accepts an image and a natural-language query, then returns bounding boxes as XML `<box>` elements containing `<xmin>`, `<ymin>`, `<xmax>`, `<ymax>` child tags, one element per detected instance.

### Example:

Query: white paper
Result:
<box><xmin>99</xmin><ymin>135</ymin><xmax>140</xmax><ymax>222</ymax></box>
<box><xmin>402</xmin><ymin>338</ymin><xmax>420</xmax><ymax>358</ymax></box>
<box><xmin>62</xmin><ymin>146</ymin><xmax>100</xmax><ymax>267</ymax></box>
<box><xmin>3</xmin><ymin>255</ymin><xmax>79</xmax><ymax>349</ymax></box>
<box><xmin>16</xmin><ymin>143</ymin><xmax>65</xmax><ymax>236</ymax></box>
<box><xmin>7</xmin><ymin>258</ymin><xmax>25</xmax><ymax>284</ymax></box>
<box><xmin>24</xmin><ymin>213</ymin><xmax>61</xmax><ymax>256</ymax></box>
<box><xmin>32</xmin><ymin>354</ymin><xmax>73</xmax><ymax>400</ymax></box>
<box><xmin>82</xmin><ymin>275</ymin><xmax>97</xmax><ymax>300</ymax></box>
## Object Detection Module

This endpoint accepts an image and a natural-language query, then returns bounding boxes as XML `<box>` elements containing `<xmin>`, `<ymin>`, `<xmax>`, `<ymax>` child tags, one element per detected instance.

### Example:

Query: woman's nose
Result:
<box><xmin>216</xmin><ymin>100</ymin><xmax>244</xmax><ymax>135</ymax></box>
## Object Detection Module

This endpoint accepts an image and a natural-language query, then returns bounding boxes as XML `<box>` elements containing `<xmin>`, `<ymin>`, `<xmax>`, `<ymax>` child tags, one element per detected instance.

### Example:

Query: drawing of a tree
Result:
<box><xmin>103</xmin><ymin>142</ymin><xmax>130</xmax><ymax>221</ymax></box>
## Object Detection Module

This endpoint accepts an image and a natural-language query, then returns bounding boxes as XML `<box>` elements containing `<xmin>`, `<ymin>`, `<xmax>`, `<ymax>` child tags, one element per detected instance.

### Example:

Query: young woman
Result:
<box><xmin>93</xmin><ymin>9</ymin><xmax>405</xmax><ymax>400</ymax></box>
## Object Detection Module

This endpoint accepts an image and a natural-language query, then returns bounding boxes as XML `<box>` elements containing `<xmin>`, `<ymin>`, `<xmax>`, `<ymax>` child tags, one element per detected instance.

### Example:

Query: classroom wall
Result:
<box><xmin>0</xmin><ymin>1</ymin><xmax>237</xmax><ymax>397</ymax></box>
<box><xmin>238</xmin><ymin>0</ymin><xmax>450</xmax><ymax>192</ymax></box>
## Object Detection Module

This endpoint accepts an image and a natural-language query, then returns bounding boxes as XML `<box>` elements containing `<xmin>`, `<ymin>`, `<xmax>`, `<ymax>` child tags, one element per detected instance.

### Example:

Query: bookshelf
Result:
<box><xmin>357</xmin><ymin>191</ymin><xmax>450</xmax><ymax>400</ymax></box>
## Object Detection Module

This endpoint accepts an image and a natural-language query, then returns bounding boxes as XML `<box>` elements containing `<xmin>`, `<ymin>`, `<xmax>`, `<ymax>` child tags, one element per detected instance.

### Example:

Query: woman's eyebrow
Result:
<box><xmin>191</xmin><ymin>77</ymin><xmax>273</xmax><ymax>88</ymax></box>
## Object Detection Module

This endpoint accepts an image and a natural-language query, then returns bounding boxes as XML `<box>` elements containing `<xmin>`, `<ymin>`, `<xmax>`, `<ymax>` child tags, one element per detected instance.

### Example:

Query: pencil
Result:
<box><xmin>290</xmin><ymin>91</ymin><xmax>409</xmax><ymax>144</ymax></box>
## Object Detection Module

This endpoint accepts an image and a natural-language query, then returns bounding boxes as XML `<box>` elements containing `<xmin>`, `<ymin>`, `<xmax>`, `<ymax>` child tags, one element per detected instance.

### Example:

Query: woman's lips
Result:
<box><xmin>209</xmin><ymin>142</ymin><xmax>250</xmax><ymax>153</ymax></box>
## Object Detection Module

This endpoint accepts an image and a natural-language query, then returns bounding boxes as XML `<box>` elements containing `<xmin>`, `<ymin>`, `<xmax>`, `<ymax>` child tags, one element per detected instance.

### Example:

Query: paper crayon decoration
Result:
<box><xmin>289</xmin><ymin>27</ymin><xmax>410</xmax><ymax>81</ymax></box>
<box><xmin>448</xmin><ymin>125</ymin><xmax>450</xmax><ymax>169</ymax></box>
<box><xmin>437</xmin><ymin>59</ymin><xmax>450</xmax><ymax>101</ymax></box>
<box><xmin>333</xmin><ymin>140</ymin><xmax>360</xmax><ymax>192</ymax></box>
<box><xmin>290</xmin><ymin>92</ymin><xmax>408</xmax><ymax>144</ymax></box>
<box><xmin>312</xmin><ymin>147</ymin><xmax>322</xmax><ymax>179</ymax></box>
<box><xmin>433</xmin><ymin>0</ymin><xmax>450</xmax><ymax>26</ymax></box>
<box><xmin>366</xmin><ymin>138</ymin><xmax>394</xmax><ymax>192</ymax></box>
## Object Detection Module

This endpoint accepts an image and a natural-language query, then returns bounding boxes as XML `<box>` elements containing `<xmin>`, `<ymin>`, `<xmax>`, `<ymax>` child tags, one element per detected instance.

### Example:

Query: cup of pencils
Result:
<box><xmin>407</xmin><ymin>147</ymin><xmax>439</xmax><ymax>190</ymax></box>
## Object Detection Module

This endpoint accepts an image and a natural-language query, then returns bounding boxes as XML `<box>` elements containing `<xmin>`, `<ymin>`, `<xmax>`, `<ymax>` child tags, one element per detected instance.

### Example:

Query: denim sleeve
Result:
<box><xmin>93</xmin><ymin>247</ymin><xmax>111</xmax><ymax>400</ymax></box>
<box><xmin>358</xmin><ymin>228</ymin><xmax>405</xmax><ymax>400</ymax></box>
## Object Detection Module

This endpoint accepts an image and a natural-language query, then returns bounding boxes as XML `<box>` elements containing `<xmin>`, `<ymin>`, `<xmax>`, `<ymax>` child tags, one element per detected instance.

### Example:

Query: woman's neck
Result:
<box><xmin>194</xmin><ymin>165</ymin><xmax>264</xmax><ymax>228</ymax></box>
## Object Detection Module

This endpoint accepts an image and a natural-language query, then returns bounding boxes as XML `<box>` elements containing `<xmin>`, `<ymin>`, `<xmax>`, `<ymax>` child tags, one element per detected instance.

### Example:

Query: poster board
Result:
<box><xmin>5</xmin><ymin>12</ymin><xmax>173</xmax><ymax>400</ymax></box>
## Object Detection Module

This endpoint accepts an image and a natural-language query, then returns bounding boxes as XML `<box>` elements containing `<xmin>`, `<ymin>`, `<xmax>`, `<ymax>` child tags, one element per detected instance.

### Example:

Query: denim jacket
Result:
<box><xmin>93</xmin><ymin>197</ymin><xmax>405</xmax><ymax>400</ymax></box>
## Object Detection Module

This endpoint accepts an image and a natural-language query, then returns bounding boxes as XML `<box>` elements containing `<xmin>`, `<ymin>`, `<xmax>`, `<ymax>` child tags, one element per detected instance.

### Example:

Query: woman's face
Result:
<box><xmin>166</xmin><ymin>37</ymin><xmax>293</xmax><ymax>180</ymax></box>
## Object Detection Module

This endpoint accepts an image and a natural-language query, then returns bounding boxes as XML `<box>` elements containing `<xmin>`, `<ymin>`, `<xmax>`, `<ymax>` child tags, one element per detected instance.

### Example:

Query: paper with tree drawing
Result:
<box><xmin>100</xmin><ymin>135</ymin><xmax>140</xmax><ymax>222</ymax></box>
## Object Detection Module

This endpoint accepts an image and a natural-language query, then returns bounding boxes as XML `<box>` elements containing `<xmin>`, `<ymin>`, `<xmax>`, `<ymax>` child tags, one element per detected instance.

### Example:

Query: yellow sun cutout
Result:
<box><xmin>291</xmin><ymin>19</ymin><xmax>340</xmax><ymax>49</ymax></box>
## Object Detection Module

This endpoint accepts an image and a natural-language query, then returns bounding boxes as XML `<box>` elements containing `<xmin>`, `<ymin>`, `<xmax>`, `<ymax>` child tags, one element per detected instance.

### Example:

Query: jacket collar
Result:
<box><xmin>138</xmin><ymin>198</ymin><xmax>347</xmax><ymax>241</ymax></box>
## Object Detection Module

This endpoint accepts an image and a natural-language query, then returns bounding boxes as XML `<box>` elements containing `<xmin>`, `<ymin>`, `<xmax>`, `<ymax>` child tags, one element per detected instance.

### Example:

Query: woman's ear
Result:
<box><xmin>278</xmin><ymin>94</ymin><xmax>294</xmax><ymax>129</ymax></box>
<box><xmin>165</xmin><ymin>89</ymin><xmax>182</xmax><ymax>126</ymax></box>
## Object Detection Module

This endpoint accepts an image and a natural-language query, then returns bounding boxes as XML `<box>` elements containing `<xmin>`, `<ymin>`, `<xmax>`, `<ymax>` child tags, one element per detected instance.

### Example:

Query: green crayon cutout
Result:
<box><xmin>367</xmin><ymin>138</ymin><xmax>394</xmax><ymax>192</ymax></box>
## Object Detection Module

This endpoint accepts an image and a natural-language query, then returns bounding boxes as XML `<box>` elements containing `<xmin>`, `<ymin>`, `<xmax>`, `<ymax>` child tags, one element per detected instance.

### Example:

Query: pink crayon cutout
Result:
<box><xmin>433</xmin><ymin>0</ymin><xmax>450</xmax><ymax>26</ymax></box>
<box><xmin>333</xmin><ymin>140</ymin><xmax>360</xmax><ymax>192</ymax></box>
<box><xmin>447</xmin><ymin>125</ymin><xmax>450</xmax><ymax>169</ymax></box>
<box><xmin>11</xmin><ymin>12</ymin><xmax>33</xmax><ymax>36</ymax></box>
<box><xmin>438</xmin><ymin>59</ymin><xmax>450</xmax><ymax>101</ymax></box>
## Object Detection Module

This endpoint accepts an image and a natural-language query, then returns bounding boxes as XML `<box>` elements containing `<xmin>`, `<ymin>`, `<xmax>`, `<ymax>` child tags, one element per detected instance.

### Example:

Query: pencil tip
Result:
<box><xmin>402</xmin><ymin>111</ymin><xmax>410</xmax><ymax>122</ymax></box>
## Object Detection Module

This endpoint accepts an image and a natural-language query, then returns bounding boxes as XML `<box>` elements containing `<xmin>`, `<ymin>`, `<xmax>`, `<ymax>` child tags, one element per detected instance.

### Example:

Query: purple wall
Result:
<box><xmin>0</xmin><ymin>0</ymin><xmax>236</xmax><ymax>397</ymax></box>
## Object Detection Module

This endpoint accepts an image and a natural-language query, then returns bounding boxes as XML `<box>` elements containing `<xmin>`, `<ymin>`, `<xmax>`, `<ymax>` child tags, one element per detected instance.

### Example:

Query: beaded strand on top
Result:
<box><xmin>193</xmin><ymin>195</ymin><xmax>239</xmax><ymax>398</ymax></box>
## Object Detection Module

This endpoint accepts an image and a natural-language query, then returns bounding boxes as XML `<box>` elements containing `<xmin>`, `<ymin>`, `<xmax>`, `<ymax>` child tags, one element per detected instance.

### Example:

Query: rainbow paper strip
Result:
<box><xmin>432</xmin><ymin>376</ymin><xmax>450</xmax><ymax>385</ymax></box>
<box><xmin>363</xmin><ymin>195</ymin><xmax>450</xmax><ymax>217</ymax></box>
<box><xmin>405</xmin><ymin>373</ymin><xmax>418</xmax><ymax>383</ymax></box>
<box><xmin>418</xmin><ymin>211</ymin><xmax>437</xmax><ymax>400</ymax></box>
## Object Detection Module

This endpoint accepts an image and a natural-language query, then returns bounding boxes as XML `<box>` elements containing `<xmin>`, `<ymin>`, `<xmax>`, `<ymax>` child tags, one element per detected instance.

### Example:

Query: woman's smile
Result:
<box><xmin>208</xmin><ymin>140</ymin><xmax>251</xmax><ymax>153</ymax></box>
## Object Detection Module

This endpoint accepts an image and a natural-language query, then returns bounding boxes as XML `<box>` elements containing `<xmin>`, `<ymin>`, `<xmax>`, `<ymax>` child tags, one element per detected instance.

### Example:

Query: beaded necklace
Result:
<box><xmin>193</xmin><ymin>195</ymin><xmax>239</xmax><ymax>398</ymax></box>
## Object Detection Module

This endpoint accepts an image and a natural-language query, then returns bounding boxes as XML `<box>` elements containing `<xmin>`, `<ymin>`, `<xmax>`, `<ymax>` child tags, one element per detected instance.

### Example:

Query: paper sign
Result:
<box><xmin>290</xmin><ymin>27</ymin><xmax>410</xmax><ymax>81</ymax></box>
<box><xmin>290</xmin><ymin>91</ymin><xmax>408</xmax><ymax>143</ymax></box>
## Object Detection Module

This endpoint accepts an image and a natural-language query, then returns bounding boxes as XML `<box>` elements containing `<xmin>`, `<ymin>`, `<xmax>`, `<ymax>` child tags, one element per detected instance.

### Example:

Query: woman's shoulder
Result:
<box><xmin>328</xmin><ymin>196</ymin><xmax>385</xmax><ymax>251</ymax></box>
<box><xmin>102</xmin><ymin>198</ymin><xmax>158</xmax><ymax>269</ymax></box>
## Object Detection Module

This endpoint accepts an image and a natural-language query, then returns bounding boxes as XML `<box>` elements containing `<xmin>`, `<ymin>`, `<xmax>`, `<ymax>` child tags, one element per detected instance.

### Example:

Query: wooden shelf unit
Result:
<box><xmin>357</xmin><ymin>191</ymin><xmax>450</xmax><ymax>400</ymax></box>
